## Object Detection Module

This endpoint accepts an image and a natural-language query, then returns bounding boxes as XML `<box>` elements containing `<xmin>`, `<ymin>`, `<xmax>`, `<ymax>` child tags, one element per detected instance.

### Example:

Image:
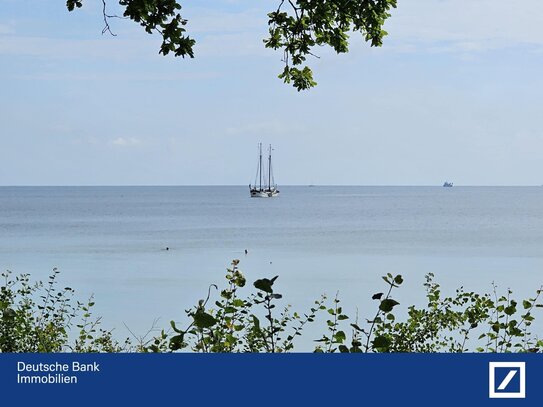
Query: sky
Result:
<box><xmin>1</xmin><ymin>0</ymin><xmax>543</xmax><ymax>186</ymax></box>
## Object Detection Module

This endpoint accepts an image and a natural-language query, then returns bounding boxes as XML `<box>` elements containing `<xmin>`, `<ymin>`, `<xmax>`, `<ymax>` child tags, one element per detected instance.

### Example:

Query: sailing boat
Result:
<box><xmin>249</xmin><ymin>143</ymin><xmax>279</xmax><ymax>198</ymax></box>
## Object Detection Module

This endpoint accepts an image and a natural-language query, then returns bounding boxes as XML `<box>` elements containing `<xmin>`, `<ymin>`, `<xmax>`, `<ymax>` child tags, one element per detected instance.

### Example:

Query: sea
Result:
<box><xmin>1</xmin><ymin>186</ymin><xmax>542</xmax><ymax>349</ymax></box>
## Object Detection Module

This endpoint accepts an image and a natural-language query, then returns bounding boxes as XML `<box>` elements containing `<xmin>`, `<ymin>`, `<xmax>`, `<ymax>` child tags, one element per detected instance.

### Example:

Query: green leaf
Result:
<box><xmin>254</xmin><ymin>276</ymin><xmax>278</xmax><ymax>293</ymax></box>
<box><xmin>523</xmin><ymin>313</ymin><xmax>535</xmax><ymax>322</ymax></box>
<box><xmin>66</xmin><ymin>0</ymin><xmax>83</xmax><ymax>12</ymax></box>
<box><xmin>379</xmin><ymin>299</ymin><xmax>400</xmax><ymax>313</ymax></box>
<box><xmin>169</xmin><ymin>334</ymin><xmax>186</xmax><ymax>351</ymax></box>
<box><xmin>2</xmin><ymin>308</ymin><xmax>16</xmax><ymax>319</ymax></box>
<box><xmin>232</xmin><ymin>299</ymin><xmax>245</xmax><ymax>307</ymax></box>
<box><xmin>193</xmin><ymin>311</ymin><xmax>216</xmax><ymax>329</ymax></box>
<box><xmin>334</xmin><ymin>331</ymin><xmax>346</xmax><ymax>343</ymax></box>
<box><xmin>504</xmin><ymin>305</ymin><xmax>516</xmax><ymax>316</ymax></box>
<box><xmin>252</xmin><ymin>315</ymin><xmax>261</xmax><ymax>330</ymax></box>
<box><xmin>372</xmin><ymin>335</ymin><xmax>391</xmax><ymax>350</ymax></box>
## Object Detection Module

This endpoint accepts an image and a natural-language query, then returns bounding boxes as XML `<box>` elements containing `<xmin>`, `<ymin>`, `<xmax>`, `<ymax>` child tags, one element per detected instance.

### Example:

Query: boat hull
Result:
<box><xmin>250</xmin><ymin>189</ymin><xmax>279</xmax><ymax>198</ymax></box>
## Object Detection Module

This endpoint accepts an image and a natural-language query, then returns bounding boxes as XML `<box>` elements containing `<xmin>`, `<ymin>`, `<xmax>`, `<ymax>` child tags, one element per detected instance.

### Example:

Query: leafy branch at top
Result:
<box><xmin>66</xmin><ymin>0</ymin><xmax>195</xmax><ymax>58</ymax></box>
<box><xmin>65</xmin><ymin>0</ymin><xmax>397</xmax><ymax>90</ymax></box>
<box><xmin>265</xmin><ymin>0</ymin><xmax>397</xmax><ymax>90</ymax></box>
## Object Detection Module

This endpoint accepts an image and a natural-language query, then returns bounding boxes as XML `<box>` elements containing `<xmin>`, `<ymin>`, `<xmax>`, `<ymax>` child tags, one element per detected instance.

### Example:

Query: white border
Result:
<box><xmin>489</xmin><ymin>362</ymin><xmax>526</xmax><ymax>399</ymax></box>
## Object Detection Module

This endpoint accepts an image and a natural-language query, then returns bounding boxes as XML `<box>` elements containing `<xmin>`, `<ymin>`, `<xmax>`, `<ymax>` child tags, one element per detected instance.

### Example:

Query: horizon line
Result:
<box><xmin>0</xmin><ymin>184</ymin><xmax>541</xmax><ymax>188</ymax></box>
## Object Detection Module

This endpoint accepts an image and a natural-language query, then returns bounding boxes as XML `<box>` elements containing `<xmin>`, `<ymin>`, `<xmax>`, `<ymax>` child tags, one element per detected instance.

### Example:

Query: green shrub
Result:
<box><xmin>2</xmin><ymin>261</ymin><xmax>542</xmax><ymax>353</ymax></box>
<box><xmin>0</xmin><ymin>269</ymin><xmax>129</xmax><ymax>353</ymax></box>
<box><xmin>142</xmin><ymin>260</ymin><xmax>543</xmax><ymax>353</ymax></box>
<box><xmin>141</xmin><ymin>260</ymin><xmax>325</xmax><ymax>353</ymax></box>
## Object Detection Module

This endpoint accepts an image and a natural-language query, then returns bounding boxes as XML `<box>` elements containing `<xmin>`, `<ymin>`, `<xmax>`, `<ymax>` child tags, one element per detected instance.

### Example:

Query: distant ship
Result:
<box><xmin>249</xmin><ymin>143</ymin><xmax>279</xmax><ymax>198</ymax></box>
<box><xmin>443</xmin><ymin>181</ymin><xmax>453</xmax><ymax>187</ymax></box>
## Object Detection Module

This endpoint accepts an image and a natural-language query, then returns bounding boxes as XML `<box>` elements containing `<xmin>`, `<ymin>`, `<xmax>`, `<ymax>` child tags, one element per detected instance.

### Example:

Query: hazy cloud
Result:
<box><xmin>188</xmin><ymin>8</ymin><xmax>264</xmax><ymax>34</ymax></box>
<box><xmin>0</xmin><ymin>23</ymin><xmax>14</xmax><ymax>34</ymax></box>
<box><xmin>388</xmin><ymin>0</ymin><xmax>543</xmax><ymax>51</ymax></box>
<box><xmin>109</xmin><ymin>137</ymin><xmax>141</xmax><ymax>147</ymax></box>
<box><xmin>0</xmin><ymin>35</ymin><xmax>154</xmax><ymax>59</ymax></box>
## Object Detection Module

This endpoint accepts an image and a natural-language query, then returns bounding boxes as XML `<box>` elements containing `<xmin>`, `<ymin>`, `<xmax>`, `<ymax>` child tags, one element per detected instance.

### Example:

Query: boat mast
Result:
<box><xmin>268</xmin><ymin>145</ymin><xmax>272</xmax><ymax>190</ymax></box>
<box><xmin>259</xmin><ymin>143</ymin><xmax>262</xmax><ymax>190</ymax></box>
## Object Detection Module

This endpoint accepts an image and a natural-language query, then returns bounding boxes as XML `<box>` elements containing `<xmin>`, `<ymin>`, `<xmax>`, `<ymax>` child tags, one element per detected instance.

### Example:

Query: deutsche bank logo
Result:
<box><xmin>489</xmin><ymin>362</ymin><xmax>526</xmax><ymax>399</ymax></box>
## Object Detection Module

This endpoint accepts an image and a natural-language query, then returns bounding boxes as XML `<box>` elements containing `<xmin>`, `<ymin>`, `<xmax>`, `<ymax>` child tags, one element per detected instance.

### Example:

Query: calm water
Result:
<box><xmin>1</xmin><ymin>186</ymin><xmax>543</xmax><ymax>347</ymax></box>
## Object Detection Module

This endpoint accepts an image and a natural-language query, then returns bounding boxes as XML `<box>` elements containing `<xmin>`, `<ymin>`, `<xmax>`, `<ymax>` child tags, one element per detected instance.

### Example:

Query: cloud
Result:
<box><xmin>188</xmin><ymin>8</ymin><xmax>264</xmax><ymax>34</ymax></box>
<box><xmin>0</xmin><ymin>35</ymin><xmax>153</xmax><ymax>59</ymax></box>
<box><xmin>186</xmin><ymin>7</ymin><xmax>270</xmax><ymax>58</ymax></box>
<box><xmin>71</xmin><ymin>136</ymin><xmax>99</xmax><ymax>146</ymax></box>
<box><xmin>386</xmin><ymin>0</ymin><xmax>543</xmax><ymax>52</ymax></box>
<box><xmin>109</xmin><ymin>137</ymin><xmax>141</xmax><ymax>147</ymax></box>
<box><xmin>0</xmin><ymin>23</ymin><xmax>14</xmax><ymax>34</ymax></box>
<box><xmin>225</xmin><ymin>121</ymin><xmax>297</xmax><ymax>137</ymax></box>
<box><xmin>10</xmin><ymin>71</ymin><xmax>220</xmax><ymax>81</ymax></box>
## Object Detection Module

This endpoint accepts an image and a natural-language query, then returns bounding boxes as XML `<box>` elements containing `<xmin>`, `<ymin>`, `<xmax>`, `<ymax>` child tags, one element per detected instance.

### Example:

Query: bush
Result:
<box><xmin>141</xmin><ymin>259</ymin><xmax>325</xmax><ymax>353</ymax></box>
<box><xmin>0</xmin><ymin>269</ymin><xmax>129</xmax><ymax>353</ymax></box>
<box><xmin>2</xmin><ymin>261</ymin><xmax>542</xmax><ymax>353</ymax></box>
<box><xmin>142</xmin><ymin>260</ymin><xmax>543</xmax><ymax>353</ymax></box>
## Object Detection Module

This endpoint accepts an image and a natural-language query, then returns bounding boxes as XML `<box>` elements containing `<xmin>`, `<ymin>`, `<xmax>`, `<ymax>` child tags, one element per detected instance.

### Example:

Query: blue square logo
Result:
<box><xmin>489</xmin><ymin>362</ymin><xmax>526</xmax><ymax>399</ymax></box>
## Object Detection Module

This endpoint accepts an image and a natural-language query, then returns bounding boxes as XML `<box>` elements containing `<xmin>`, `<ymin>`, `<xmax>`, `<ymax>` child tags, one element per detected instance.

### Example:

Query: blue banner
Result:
<box><xmin>0</xmin><ymin>354</ymin><xmax>539</xmax><ymax>405</ymax></box>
